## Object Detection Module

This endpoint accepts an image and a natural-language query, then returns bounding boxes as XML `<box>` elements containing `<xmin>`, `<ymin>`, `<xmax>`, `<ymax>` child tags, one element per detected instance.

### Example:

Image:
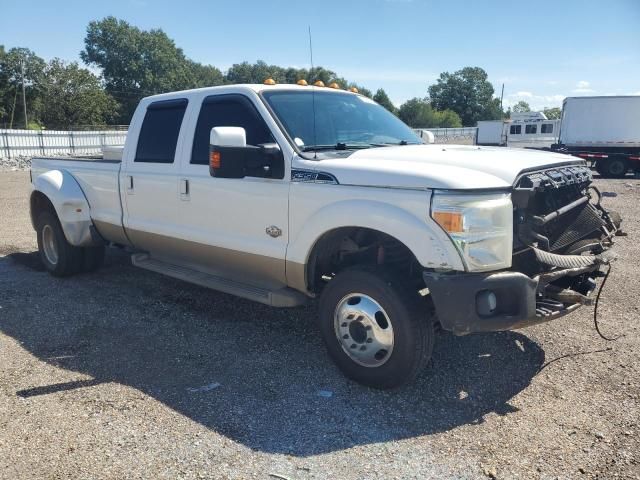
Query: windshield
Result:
<box><xmin>262</xmin><ymin>90</ymin><xmax>422</xmax><ymax>152</ymax></box>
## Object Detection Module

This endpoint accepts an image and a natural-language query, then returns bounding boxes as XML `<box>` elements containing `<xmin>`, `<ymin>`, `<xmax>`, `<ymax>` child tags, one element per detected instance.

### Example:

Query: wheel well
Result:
<box><xmin>30</xmin><ymin>191</ymin><xmax>56</xmax><ymax>229</ymax></box>
<box><xmin>306</xmin><ymin>227</ymin><xmax>423</xmax><ymax>294</ymax></box>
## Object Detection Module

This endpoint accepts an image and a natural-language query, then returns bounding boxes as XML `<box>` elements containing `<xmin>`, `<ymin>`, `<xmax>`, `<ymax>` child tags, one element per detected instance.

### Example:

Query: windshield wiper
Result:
<box><xmin>301</xmin><ymin>142</ymin><xmax>373</xmax><ymax>152</ymax></box>
<box><xmin>376</xmin><ymin>140</ymin><xmax>421</xmax><ymax>146</ymax></box>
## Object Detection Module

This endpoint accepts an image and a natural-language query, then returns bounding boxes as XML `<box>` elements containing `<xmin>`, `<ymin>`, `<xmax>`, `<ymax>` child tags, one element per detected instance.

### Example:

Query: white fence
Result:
<box><xmin>0</xmin><ymin>129</ymin><xmax>128</xmax><ymax>158</ymax></box>
<box><xmin>415</xmin><ymin>127</ymin><xmax>478</xmax><ymax>144</ymax></box>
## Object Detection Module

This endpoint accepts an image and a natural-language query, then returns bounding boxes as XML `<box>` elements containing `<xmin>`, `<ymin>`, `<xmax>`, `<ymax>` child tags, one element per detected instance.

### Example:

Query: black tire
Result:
<box><xmin>597</xmin><ymin>158</ymin><xmax>628</xmax><ymax>178</ymax></box>
<box><xmin>82</xmin><ymin>246</ymin><xmax>105</xmax><ymax>273</ymax></box>
<box><xmin>318</xmin><ymin>268</ymin><xmax>434</xmax><ymax>389</ymax></box>
<box><xmin>36</xmin><ymin>211</ymin><xmax>83</xmax><ymax>277</ymax></box>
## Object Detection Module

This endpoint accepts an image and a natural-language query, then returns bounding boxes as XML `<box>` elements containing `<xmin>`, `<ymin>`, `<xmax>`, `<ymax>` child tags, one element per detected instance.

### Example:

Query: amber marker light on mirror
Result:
<box><xmin>210</xmin><ymin>151</ymin><xmax>221</xmax><ymax>169</ymax></box>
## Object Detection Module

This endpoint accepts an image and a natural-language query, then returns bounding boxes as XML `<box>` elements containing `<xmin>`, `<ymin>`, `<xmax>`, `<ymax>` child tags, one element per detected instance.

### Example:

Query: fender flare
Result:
<box><xmin>31</xmin><ymin>169</ymin><xmax>100</xmax><ymax>247</ymax></box>
<box><xmin>287</xmin><ymin>199</ymin><xmax>464</xmax><ymax>273</ymax></box>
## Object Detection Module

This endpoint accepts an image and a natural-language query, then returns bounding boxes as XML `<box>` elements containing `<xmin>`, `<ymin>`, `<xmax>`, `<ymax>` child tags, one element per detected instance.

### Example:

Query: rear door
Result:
<box><xmin>120</xmin><ymin>98</ymin><xmax>188</xmax><ymax>253</ymax></box>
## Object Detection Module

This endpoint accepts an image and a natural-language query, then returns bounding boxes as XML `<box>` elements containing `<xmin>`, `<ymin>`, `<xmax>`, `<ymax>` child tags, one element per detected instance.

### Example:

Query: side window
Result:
<box><xmin>541</xmin><ymin>123</ymin><xmax>554</xmax><ymax>134</ymax></box>
<box><xmin>525</xmin><ymin>124</ymin><xmax>537</xmax><ymax>134</ymax></box>
<box><xmin>510</xmin><ymin>125</ymin><xmax>521</xmax><ymax>135</ymax></box>
<box><xmin>135</xmin><ymin>99</ymin><xmax>187</xmax><ymax>163</ymax></box>
<box><xmin>191</xmin><ymin>94</ymin><xmax>274</xmax><ymax>165</ymax></box>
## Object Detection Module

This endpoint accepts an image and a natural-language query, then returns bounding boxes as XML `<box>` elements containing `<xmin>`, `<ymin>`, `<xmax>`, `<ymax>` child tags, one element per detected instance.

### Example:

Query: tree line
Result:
<box><xmin>0</xmin><ymin>16</ymin><xmax>555</xmax><ymax>131</ymax></box>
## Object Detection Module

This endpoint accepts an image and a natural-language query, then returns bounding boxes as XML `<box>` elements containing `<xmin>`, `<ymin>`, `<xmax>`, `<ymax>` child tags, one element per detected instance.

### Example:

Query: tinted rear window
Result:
<box><xmin>135</xmin><ymin>99</ymin><xmax>188</xmax><ymax>163</ymax></box>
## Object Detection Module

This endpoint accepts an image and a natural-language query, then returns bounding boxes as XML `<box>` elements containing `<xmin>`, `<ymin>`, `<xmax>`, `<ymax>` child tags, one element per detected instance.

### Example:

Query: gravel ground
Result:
<box><xmin>1</xmin><ymin>170</ymin><xmax>639</xmax><ymax>479</ymax></box>
<box><xmin>0</xmin><ymin>156</ymin><xmax>34</xmax><ymax>171</ymax></box>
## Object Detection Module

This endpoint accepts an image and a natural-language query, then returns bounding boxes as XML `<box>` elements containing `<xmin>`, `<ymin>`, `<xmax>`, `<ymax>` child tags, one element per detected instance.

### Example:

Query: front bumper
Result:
<box><xmin>423</xmin><ymin>249</ymin><xmax>615</xmax><ymax>335</ymax></box>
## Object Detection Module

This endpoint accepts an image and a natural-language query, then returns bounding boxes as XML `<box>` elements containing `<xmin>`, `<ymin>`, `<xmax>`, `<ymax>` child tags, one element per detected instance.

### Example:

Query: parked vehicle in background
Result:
<box><xmin>552</xmin><ymin>96</ymin><xmax>640</xmax><ymax>178</ymax></box>
<box><xmin>477</xmin><ymin>112</ymin><xmax>560</xmax><ymax>149</ymax></box>
<box><xmin>28</xmin><ymin>83</ymin><xmax>622</xmax><ymax>388</ymax></box>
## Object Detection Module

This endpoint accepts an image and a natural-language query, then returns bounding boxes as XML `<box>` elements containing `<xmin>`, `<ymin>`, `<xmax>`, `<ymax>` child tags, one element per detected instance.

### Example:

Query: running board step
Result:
<box><xmin>131</xmin><ymin>253</ymin><xmax>307</xmax><ymax>307</ymax></box>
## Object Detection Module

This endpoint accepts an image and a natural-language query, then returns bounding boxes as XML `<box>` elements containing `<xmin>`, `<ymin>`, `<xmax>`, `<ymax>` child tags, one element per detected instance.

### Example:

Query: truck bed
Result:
<box><xmin>30</xmin><ymin>156</ymin><xmax>123</xmax><ymax>238</ymax></box>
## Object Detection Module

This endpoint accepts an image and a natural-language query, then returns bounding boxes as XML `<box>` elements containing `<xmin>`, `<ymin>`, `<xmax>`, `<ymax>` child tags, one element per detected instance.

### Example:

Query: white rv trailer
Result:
<box><xmin>477</xmin><ymin>112</ymin><xmax>560</xmax><ymax>149</ymax></box>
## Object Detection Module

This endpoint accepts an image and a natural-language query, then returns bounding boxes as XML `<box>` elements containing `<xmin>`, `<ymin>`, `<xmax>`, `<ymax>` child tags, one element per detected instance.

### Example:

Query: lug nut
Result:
<box><xmin>350</xmin><ymin>344</ymin><xmax>357</xmax><ymax>349</ymax></box>
<box><xmin>343</xmin><ymin>334</ymin><xmax>349</xmax><ymax>339</ymax></box>
<box><xmin>359</xmin><ymin>346</ymin><xmax>366</xmax><ymax>351</ymax></box>
<box><xmin>341</xmin><ymin>322</ymin><xmax>348</xmax><ymax>327</ymax></box>
<box><xmin>366</xmin><ymin>338</ymin><xmax>373</xmax><ymax>343</ymax></box>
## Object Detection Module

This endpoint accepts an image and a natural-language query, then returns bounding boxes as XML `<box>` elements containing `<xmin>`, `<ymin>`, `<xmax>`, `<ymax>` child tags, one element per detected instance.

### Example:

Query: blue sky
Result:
<box><xmin>2</xmin><ymin>0</ymin><xmax>639</xmax><ymax>109</ymax></box>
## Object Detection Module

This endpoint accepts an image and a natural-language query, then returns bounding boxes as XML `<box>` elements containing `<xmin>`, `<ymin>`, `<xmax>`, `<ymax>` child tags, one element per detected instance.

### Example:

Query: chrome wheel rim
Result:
<box><xmin>42</xmin><ymin>224</ymin><xmax>58</xmax><ymax>265</ymax></box>
<box><xmin>334</xmin><ymin>293</ymin><xmax>394</xmax><ymax>367</ymax></box>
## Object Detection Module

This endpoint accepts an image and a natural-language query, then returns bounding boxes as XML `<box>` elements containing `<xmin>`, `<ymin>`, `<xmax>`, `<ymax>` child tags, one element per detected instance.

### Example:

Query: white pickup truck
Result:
<box><xmin>29</xmin><ymin>83</ymin><xmax>621</xmax><ymax>388</ymax></box>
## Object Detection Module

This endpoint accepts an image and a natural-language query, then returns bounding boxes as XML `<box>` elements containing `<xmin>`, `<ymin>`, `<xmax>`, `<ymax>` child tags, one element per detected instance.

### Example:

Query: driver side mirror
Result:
<box><xmin>209</xmin><ymin>126</ymin><xmax>283</xmax><ymax>179</ymax></box>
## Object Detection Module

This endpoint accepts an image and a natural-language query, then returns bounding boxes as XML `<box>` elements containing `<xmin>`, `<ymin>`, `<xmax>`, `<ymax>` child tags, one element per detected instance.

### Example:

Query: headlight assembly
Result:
<box><xmin>430</xmin><ymin>192</ymin><xmax>513</xmax><ymax>272</ymax></box>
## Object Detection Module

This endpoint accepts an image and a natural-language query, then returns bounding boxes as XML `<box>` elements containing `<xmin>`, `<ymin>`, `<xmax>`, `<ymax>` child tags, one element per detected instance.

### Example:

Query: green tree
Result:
<box><xmin>373</xmin><ymin>88</ymin><xmax>397</xmax><ymax>114</ymax></box>
<box><xmin>543</xmin><ymin>107</ymin><xmax>561</xmax><ymax>119</ymax></box>
<box><xmin>398</xmin><ymin>97</ymin><xmax>461</xmax><ymax>128</ymax></box>
<box><xmin>428</xmin><ymin>67</ymin><xmax>502</xmax><ymax>126</ymax></box>
<box><xmin>512</xmin><ymin>100</ymin><xmax>531</xmax><ymax>113</ymax></box>
<box><xmin>81</xmin><ymin>17</ymin><xmax>223</xmax><ymax>123</ymax></box>
<box><xmin>39</xmin><ymin>59</ymin><xmax>118</xmax><ymax>129</ymax></box>
<box><xmin>432</xmin><ymin>109</ymin><xmax>463</xmax><ymax>127</ymax></box>
<box><xmin>0</xmin><ymin>46</ymin><xmax>46</xmax><ymax>128</ymax></box>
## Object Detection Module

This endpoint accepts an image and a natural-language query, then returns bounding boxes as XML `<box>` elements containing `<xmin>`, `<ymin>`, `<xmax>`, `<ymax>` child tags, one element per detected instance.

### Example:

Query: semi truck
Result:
<box><xmin>552</xmin><ymin>96</ymin><xmax>640</xmax><ymax>178</ymax></box>
<box><xmin>28</xmin><ymin>82</ymin><xmax>621</xmax><ymax>388</ymax></box>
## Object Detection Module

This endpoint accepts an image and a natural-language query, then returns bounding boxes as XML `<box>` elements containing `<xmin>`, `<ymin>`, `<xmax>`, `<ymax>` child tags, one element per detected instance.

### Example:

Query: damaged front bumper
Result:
<box><xmin>423</xmin><ymin>248</ymin><xmax>616</xmax><ymax>335</ymax></box>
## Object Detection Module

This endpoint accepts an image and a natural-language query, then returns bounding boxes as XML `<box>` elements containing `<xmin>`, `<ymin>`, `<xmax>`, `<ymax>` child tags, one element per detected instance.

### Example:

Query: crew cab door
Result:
<box><xmin>171</xmin><ymin>92</ymin><xmax>290</xmax><ymax>289</ymax></box>
<box><xmin>120</xmin><ymin>98</ymin><xmax>188</xmax><ymax>251</ymax></box>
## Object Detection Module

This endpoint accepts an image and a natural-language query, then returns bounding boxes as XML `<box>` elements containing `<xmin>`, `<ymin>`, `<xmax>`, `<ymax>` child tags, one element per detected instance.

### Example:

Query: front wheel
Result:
<box><xmin>318</xmin><ymin>268</ymin><xmax>434</xmax><ymax>389</ymax></box>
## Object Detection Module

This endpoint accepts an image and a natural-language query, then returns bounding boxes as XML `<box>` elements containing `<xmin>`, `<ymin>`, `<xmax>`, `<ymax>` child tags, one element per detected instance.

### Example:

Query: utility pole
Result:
<box><xmin>500</xmin><ymin>83</ymin><xmax>504</xmax><ymax>112</ymax></box>
<box><xmin>21</xmin><ymin>60</ymin><xmax>28</xmax><ymax>129</ymax></box>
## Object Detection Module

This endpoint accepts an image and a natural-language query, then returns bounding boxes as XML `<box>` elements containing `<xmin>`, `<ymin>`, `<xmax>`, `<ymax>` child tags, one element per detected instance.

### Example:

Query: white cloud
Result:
<box><xmin>504</xmin><ymin>92</ymin><xmax>566</xmax><ymax>110</ymax></box>
<box><xmin>573</xmin><ymin>80</ymin><xmax>595</xmax><ymax>93</ymax></box>
<box><xmin>509</xmin><ymin>91</ymin><xmax>533</xmax><ymax>98</ymax></box>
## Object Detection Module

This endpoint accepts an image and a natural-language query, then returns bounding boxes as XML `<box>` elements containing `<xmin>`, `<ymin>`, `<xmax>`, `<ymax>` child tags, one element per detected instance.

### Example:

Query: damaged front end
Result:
<box><xmin>512</xmin><ymin>165</ymin><xmax>620</xmax><ymax>316</ymax></box>
<box><xmin>424</xmin><ymin>164</ymin><xmax>622</xmax><ymax>335</ymax></box>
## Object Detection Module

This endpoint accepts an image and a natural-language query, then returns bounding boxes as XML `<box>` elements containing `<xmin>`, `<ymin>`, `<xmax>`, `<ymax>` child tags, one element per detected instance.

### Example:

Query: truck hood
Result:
<box><xmin>296</xmin><ymin>145</ymin><xmax>583</xmax><ymax>190</ymax></box>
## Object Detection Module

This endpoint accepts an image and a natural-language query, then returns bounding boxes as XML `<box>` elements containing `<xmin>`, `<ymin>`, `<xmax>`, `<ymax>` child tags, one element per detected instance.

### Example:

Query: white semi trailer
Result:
<box><xmin>552</xmin><ymin>96</ymin><xmax>640</xmax><ymax>178</ymax></box>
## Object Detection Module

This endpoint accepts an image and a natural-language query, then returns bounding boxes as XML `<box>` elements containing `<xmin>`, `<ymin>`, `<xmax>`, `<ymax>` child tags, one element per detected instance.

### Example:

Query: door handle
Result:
<box><xmin>126</xmin><ymin>175</ymin><xmax>134</xmax><ymax>193</ymax></box>
<box><xmin>179</xmin><ymin>178</ymin><xmax>190</xmax><ymax>200</ymax></box>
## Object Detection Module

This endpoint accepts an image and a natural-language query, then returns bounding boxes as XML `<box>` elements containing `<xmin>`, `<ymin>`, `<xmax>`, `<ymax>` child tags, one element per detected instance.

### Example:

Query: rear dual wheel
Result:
<box><xmin>596</xmin><ymin>158</ymin><xmax>628</xmax><ymax>178</ymax></box>
<box><xmin>36</xmin><ymin>211</ymin><xmax>105</xmax><ymax>276</ymax></box>
<box><xmin>318</xmin><ymin>268</ymin><xmax>434</xmax><ymax>389</ymax></box>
